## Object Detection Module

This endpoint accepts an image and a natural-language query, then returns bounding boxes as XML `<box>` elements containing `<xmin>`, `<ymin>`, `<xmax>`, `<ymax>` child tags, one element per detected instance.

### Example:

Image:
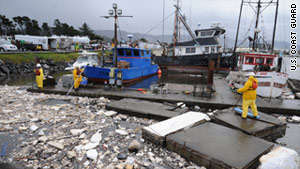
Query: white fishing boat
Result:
<box><xmin>227</xmin><ymin>52</ymin><xmax>288</xmax><ymax>98</ymax></box>
<box><xmin>65</xmin><ymin>50</ymin><xmax>100</xmax><ymax>70</ymax></box>
<box><xmin>227</xmin><ymin>0</ymin><xmax>288</xmax><ymax>98</ymax></box>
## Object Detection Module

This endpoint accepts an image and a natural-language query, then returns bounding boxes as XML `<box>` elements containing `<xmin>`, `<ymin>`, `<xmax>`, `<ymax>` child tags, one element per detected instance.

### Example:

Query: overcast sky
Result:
<box><xmin>0</xmin><ymin>0</ymin><xmax>299</xmax><ymax>43</ymax></box>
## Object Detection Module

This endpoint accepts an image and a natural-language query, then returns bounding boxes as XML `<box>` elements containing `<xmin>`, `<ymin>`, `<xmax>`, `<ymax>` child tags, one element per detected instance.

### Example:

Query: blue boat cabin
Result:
<box><xmin>113</xmin><ymin>47</ymin><xmax>152</xmax><ymax>68</ymax></box>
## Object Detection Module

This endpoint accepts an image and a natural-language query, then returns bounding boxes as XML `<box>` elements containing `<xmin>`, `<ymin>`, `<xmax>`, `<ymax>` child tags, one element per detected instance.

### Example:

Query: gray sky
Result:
<box><xmin>0</xmin><ymin>0</ymin><xmax>299</xmax><ymax>44</ymax></box>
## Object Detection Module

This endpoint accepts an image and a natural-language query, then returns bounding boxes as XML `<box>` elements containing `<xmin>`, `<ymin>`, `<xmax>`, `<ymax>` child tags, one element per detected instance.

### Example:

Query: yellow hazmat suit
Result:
<box><xmin>237</xmin><ymin>75</ymin><xmax>258</xmax><ymax>118</ymax></box>
<box><xmin>34</xmin><ymin>68</ymin><xmax>44</xmax><ymax>88</ymax></box>
<box><xmin>73</xmin><ymin>68</ymin><xmax>83</xmax><ymax>89</ymax></box>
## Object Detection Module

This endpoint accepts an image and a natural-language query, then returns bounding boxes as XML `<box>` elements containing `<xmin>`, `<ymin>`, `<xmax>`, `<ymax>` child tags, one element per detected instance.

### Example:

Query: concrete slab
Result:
<box><xmin>166</xmin><ymin>122</ymin><xmax>274</xmax><ymax>169</ymax></box>
<box><xmin>213</xmin><ymin>109</ymin><xmax>286</xmax><ymax>138</ymax></box>
<box><xmin>142</xmin><ymin>112</ymin><xmax>210</xmax><ymax>145</ymax></box>
<box><xmin>106</xmin><ymin>98</ymin><xmax>184</xmax><ymax>120</ymax></box>
<box><xmin>234</xmin><ymin>108</ymin><xmax>286</xmax><ymax>126</ymax></box>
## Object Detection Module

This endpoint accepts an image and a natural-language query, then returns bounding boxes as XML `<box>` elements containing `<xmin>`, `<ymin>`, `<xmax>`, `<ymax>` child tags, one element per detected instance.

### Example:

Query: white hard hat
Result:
<box><xmin>36</xmin><ymin>63</ymin><xmax>41</xmax><ymax>67</ymax></box>
<box><xmin>248</xmin><ymin>72</ymin><xmax>255</xmax><ymax>76</ymax></box>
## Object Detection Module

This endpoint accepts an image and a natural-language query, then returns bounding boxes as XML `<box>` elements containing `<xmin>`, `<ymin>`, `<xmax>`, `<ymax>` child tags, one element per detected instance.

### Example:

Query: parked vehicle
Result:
<box><xmin>0</xmin><ymin>39</ymin><xmax>18</xmax><ymax>52</ymax></box>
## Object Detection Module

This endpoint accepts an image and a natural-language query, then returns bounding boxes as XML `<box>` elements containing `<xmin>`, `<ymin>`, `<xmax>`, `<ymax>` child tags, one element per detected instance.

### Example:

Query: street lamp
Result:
<box><xmin>101</xmin><ymin>4</ymin><xmax>132</xmax><ymax>68</ymax></box>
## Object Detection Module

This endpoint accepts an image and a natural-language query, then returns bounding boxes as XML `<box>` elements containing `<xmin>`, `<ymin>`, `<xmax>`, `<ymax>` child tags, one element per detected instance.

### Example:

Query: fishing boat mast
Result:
<box><xmin>101</xmin><ymin>4</ymin><xmax>132</xmax><ymax>67</ymax></box>
<box><xmin>271</xmin><ymin>0</ymin><xmax>279</xmax><ymax>53</ymax></box>
<box><xmin>173</xmin><ymin>0</ymin><xmax>180</xmax><ymax>56</ymax></box>
<box><xmin>252</xmin><ymin>0</ymin><xmax>262</xmax><ymax>51</ymax></box>
<box><xmin>232</xmin><ymin>0</ymin><xmax>279</xmax><ymax>70</ymax></box>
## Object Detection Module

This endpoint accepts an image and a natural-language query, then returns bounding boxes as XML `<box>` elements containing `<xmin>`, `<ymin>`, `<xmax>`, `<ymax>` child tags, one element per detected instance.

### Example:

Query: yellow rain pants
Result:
<box><xmin>242</xmin><ymin>99</ymin><xmax>258</xmax><ymax>118</ymax></box>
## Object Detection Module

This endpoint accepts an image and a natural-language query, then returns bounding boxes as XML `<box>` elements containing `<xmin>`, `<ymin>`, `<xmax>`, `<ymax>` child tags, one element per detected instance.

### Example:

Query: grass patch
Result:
<box><xmin>0</xmin><ymin>50</ymin><xmax>112</xmax><ymax>64</ymax></box>
<box><xmin>0</xmin><ymin>52</ymin><xmax>78</xmax><ymax>64</ymax></box>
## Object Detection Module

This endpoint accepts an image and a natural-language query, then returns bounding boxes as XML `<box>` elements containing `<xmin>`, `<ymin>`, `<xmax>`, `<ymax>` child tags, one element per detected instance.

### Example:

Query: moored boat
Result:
<box><xmin>227</xmin><ymin>53</ymin><xmax>288</xmax><ymax>98</ymax></box>
<box><xmin>226</xmin><ymin>0</ymin><xmax>288</xmax><ymax>98</ymax></box>
<box><xmin>84</xmin><ymin>47</ymin><xmax>159</xmax><ymax>84</ymax></box>
<box><xmin>65</xmin><ymin>50</ymin><xmax>100</xmax><ymax>70</ymax></box>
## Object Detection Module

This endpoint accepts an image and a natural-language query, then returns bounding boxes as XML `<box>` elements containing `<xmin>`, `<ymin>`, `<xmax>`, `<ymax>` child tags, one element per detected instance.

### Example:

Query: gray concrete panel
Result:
<box><xmin>166</xmin><ymin>122</ymin><xmax>273</xmax><ymax>169</ymax></box>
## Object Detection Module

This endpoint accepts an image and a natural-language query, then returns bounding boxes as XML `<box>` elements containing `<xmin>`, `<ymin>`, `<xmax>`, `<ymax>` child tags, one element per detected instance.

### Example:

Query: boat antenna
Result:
<box><xmin>271</xmin><ymin>0</ymin><xmax>279</xmax><ymax>53</ymax></box>
<box><xmin>101</xmin><ymin>3</ymin><xmax>132</xmax><ymax>67</ymax></box>
<box><xmin>232</xmin><ymin>0</ymin><xmax>244</xmax><ymax>70</ymax></box>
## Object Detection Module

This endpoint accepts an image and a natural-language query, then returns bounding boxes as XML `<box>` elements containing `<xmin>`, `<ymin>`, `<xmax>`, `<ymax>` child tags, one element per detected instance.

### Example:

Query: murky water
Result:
<box><xmin>277</xmin><ymin>123</ymin><xmax>300</xmax><ymax>154</ymax></box>
<box><xmin>0</xmin><ymin>71</ymin><xmax>71</xmax><ymax>86</ymax></box>
<box><xmin>0</xmin><ymin>70</ymin><xmax>206</xmax><ymax>89</ymax></box>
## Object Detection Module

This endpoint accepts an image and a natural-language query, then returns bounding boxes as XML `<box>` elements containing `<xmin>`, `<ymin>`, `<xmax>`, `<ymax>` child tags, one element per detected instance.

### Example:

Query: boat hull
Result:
<box><xmin>227</xmin><ymin>71</ymin><xmax>288</xmax><ymax>98</ymax></box>
<box><xmin>153</xmin><ymin>53</ymin><xmax>231</xmax><ymax>72</ymax></box>
<box><xmin>84</xmin><ymin>65</ymin><xmax>159</xmax><ymax>84</ymax></box>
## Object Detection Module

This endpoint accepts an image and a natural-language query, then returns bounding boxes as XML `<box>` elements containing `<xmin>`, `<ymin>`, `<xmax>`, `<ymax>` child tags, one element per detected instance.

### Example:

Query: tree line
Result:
<box><xmin>0</xmin><ymin>15</ymin><xmax>103</xmax><ymax>40</ymax></box>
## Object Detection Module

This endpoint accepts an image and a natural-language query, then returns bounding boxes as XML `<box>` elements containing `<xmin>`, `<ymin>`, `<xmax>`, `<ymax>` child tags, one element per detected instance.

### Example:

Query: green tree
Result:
<box><xmin>13</xmin><ymin>16</ymin><xmax>30</xmax><ymax>34</ymax></box>
<box><xmin>53</xmin><ymin>19</ymin><xmax>62</xmax><ymax>35</ymax></box>
<box><xmin>79</xmin><ymin>22</ymin><xmax>93</xmax><ymax>36</ymax></box>
<box><xmin>0</xmin><ymin>15</ymin><xmax>16</xmax><ymax>35</ymax></box>
<box><xmin>25</xmin><ymin>19</ymin><xmax>40</xmax><ymax>35</ymax></box>
<box><xmin>41</xmin><ymin>22</ymin><xmax>51</xmax><ymax>36</ymax></box>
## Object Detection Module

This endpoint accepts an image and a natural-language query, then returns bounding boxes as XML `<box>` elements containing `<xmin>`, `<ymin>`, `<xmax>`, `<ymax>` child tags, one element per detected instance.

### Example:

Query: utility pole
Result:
<box><xmin>252</xmin><ymin>0</ymin><xmax>261</xmax><ymax>51</ymax></box>
<box><xmin>271</xmin><ymin>0</ymin><xmax>279</xmax><ymax>53</ymax></box>
<box><xmin>101</xmin><ymin>3</ymin><xmax>132</xmax><ymax>67</ymax></box>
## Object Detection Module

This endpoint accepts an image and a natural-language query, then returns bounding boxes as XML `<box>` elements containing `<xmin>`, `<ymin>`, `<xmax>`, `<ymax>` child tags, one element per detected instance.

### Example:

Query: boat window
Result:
<box><xmin>186</xmin><ymin>48</ymin><xmax>196</xmax><ymax>53</ymax></box>
<box><xmin>211</xmin><ymin>47</ymin><xmax>215</xmax><ymax>53</ymax></box>
<box><xmin>133</xmin><ymin>50</ymin><xmax>139</xmax><ymax>56</ymax></box>
<box><xmin>141</xmin><ymin>50</ymin><xmax>144</xmax><ymax>56</ymax></box>
<box><xmin>246</xmin><ymin>57</ymin><xmax>254</xmax><ymax>63</ymax></box>
<box><xmin>191</xmin><ymin>48</ymin><xmax>196</xmax><ymax>53</ymax></box>
<box><xmin>146</xmin><ymin>51</ymin><xmax>150</xmax><ymax>55</ymax></box>
<box><xmin>186</xmin><ymin>48</ymin><xmax>191</xmax><ymax>53</ymax></box>
<box><xmin>118</xmin><ymin>49</ymin><xmax>125</xmax><ymax>56</ymax></box>
<box><xmin>90</xmin><ymin>55</ymin><xmax>98</xmax><ymax>61</ymax></box>
<box><xmin>125</xmin><ymin>49</ymin><xmax>132</xmax><ymax>56</ymax></box>
<box><xmin>256</xmin><ymin>58</ymin><xmax>264</xmax><ymax>64</ymax></box>
<box><xmin>205</xmin><ymin>47</ymin><xmax>209</xmax><ymax>53</ymax></box>
<box><xmin>266</xmin><ymin>58</ymin><xmax>273</xmax><ymax>65</ymax></box>
<box><xmin>200</xmin><ymin>31</ymin><xmax>214</xmax><ymax>37</ymax></box>
<box><xmin>77</xmin><ymin>56</ymin><xmax>88</xmax><ymax>62</ymax></box>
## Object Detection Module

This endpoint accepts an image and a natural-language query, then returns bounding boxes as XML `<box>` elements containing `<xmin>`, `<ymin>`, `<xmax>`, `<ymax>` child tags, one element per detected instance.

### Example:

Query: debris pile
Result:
<box><xmin>0</xmin><ymin>85</ymin><xmax>202</xmax><ymax>169</ymax></box>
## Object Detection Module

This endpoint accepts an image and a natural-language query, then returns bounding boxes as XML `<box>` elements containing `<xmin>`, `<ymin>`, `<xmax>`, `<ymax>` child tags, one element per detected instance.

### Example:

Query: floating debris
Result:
<box><xmin>0</xmin><ymin>85</ymin><xmax>201</xmax><ymax>168</ymax></box>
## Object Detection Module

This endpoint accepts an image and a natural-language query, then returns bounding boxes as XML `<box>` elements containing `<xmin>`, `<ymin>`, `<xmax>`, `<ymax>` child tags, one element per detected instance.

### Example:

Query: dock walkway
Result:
<box><xmin>27</xmin><ymin>76</ymin><xmax>300</xmax><ymax>115</ymax></box>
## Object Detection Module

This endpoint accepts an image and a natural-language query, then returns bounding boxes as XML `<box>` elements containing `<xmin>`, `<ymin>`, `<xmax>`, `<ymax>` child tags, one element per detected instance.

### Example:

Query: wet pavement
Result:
<box><xmin>166</xmin><ymin>122</ymin><xmax>274</xmax><ymax>169</ymax></box>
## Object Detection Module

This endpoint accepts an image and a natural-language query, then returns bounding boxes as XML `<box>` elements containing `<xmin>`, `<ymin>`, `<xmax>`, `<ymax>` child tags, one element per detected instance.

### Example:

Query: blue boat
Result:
<box><xmin>84</xmin><ymin>47</ymin><xmax>159</xmax><ymax>84</ymax></box>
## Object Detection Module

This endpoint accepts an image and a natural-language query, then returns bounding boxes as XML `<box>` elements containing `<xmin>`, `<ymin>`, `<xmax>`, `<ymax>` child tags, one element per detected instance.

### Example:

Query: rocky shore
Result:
<box><xmin>0</xmin><ymin>85</ymin><xmax>203</xmax><ymax>169</ymax></box>
<box><xmin>0</xmin><ymin>59</ymin><xmax>69</xmax><ymax>77</ymax></box>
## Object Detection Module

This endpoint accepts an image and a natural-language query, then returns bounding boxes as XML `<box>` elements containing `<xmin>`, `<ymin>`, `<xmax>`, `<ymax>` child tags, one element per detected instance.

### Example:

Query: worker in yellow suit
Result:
<box><xmin>34</xmin><ymin>64</ymin><xmax>44</xmax><ymax>89</ymax></box>
<box><xmin>73</xmin><ymin>66</ymin><xmax>83</xmax><ymax>91</ymax></box>
<box><xmin>75</xmin><ymin>42</ymin><xmax>79</xmax><ymax>51</ymax></box>
<box><xmin>237</xmin><ymin>72</ymin><xmax>258</xmax><ymax>119</ymax></box>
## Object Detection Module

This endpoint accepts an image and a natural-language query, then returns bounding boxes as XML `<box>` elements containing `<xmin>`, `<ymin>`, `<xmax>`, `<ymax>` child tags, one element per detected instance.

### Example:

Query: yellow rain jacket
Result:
<box><xmin>73</xmin><ymin>68</ymin><xmax>83</xmax><ymax>89</ymax></box>
<box><xmin>34</xmin><ymin>68</ymin><xmax>44</xmax><ymax>88</ymax></box>
<box><xmin>237</xmin><ymin>75</ymin><xmax>258</xmax><ymax>100</ymax></box>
